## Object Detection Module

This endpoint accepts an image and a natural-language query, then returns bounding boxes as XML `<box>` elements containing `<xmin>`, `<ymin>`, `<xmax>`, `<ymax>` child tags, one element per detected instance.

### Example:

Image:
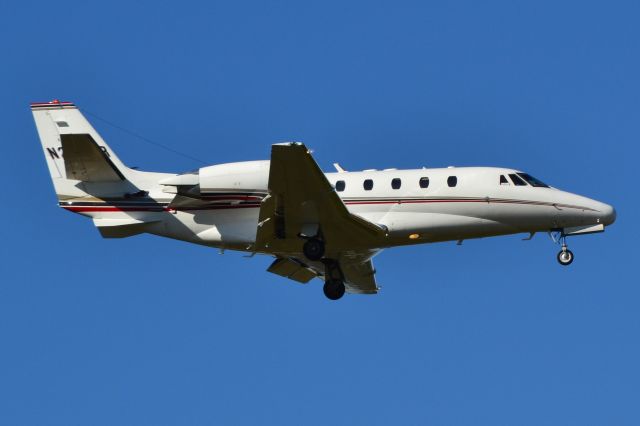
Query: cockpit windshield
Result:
<box><xmin>517</xmin><ymin>173</ymin><xmax>549</xmax><ymax>188</ymax></box>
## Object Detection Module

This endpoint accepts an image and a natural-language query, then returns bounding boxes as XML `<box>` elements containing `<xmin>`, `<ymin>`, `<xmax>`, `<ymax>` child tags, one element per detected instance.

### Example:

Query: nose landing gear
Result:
<box><xmin>557</xmin><ymin>245</ymin><xmax>574</xmax><ymax>266</ymax></box>
<box><xmin>551</xmin><ymin>232</ymin><xmax>574</xmax><ymax>266</ymax></box>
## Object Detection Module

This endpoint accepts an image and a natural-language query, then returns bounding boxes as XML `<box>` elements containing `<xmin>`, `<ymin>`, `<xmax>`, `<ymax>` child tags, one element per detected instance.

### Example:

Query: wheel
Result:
<box><xmin>303</xmin><ymin>238</ymin><xmax>325</xmax><ymax>261</ymax></box>
<box><xmin>323</xmin><ymin>279</ymin><xmax>345</xmax><ymax>300</ymax></box>
<box><xmin>557</xmin><ymin>249</ymin><xmax>574</xmax><ymax>266</ymax></box>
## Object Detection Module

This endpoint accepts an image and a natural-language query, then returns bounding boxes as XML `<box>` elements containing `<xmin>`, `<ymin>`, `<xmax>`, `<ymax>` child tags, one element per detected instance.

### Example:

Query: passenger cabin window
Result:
<box><xmin>391</xmin><ymin>178</ymin><xmax>401</xmax><ymax>189</ymax></box>
<box><xmin>518</xmin><ymin>173</ymin><xmax>550</xmax><ymax>188</ymax></box>
<box><xmin>509</xmin><ymin>173</ymin><xmax>528</xmax><ymax>186</ymax></box>
<box><xmin>447</xmin><ymin>176</ymin><xmax>457</xmax><ymax>187</ymax></box>
<box><xmin>363</xmin><ymin>179</ymin><xmax>374</xmax><ymax>191</ymax></box>
<box><xmin>335</xmin><ymin>180</ymin><xmax>345</xmax><ymax>192</ymax></box>
<box><xmin>500</xmin><ymin>175</ymin><xmax>509</xmax><ymax>185</ymax></box>
<box><xmin>419</xmin><ymin>177</ymin><xmax>429</xmax><ymax>188</ymax></box>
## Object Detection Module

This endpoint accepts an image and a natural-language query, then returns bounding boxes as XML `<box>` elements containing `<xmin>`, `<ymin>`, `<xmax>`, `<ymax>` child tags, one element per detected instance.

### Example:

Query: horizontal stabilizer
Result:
<box><xmin>61</xmin><ymin>133</ymin><xmax>125</xmax><ymax>182</ymax></box>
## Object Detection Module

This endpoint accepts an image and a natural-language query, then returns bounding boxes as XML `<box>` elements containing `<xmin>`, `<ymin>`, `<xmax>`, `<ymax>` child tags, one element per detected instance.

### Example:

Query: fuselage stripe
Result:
<box><xmin>58</xmin><ymin>197</ymin><xmax>598</xmax><ymax>213</ymax></box>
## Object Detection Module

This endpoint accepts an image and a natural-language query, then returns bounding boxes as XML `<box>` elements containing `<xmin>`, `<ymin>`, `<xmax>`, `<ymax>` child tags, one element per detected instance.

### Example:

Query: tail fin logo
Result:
<box><xmin>46</xmin><ymin>145</ymin><xmax>111</xmax><ymax>160</ymax></box>
<box><xmin>47</xmin><ymin>147</ymin><xmax>63</xmax><ymax>159</ymax></box>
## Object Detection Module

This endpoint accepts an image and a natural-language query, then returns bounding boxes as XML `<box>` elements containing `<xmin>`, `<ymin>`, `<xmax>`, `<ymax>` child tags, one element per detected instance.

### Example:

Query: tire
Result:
<box><xmin>303</xmin><ymin>238</ymin><xmax>325</xmax><ymax>261</ymax></box>
<box><xmin>557</xmin><ymin>249</ymin><xmax>574</xmax><ymax>266</ymax></box>
<box><xmin>323</xmin><ymin>279</ymin><xmax>346</xmax><ymax>300</ymax></box>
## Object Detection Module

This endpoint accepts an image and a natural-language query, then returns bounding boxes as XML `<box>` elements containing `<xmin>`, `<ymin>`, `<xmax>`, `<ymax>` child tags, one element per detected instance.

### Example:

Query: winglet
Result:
<box><xmin>333</xmin><ymin>163</ymin><xmax>346</xmax><ymax>173</ymax></box>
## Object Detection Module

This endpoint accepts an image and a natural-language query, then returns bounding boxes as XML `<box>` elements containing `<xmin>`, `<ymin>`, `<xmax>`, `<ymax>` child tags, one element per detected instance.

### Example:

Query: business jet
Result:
<box><xmin>32</xmin><ymin>100</ymin><xmax>616</xmax><ymax>300</ymax></box>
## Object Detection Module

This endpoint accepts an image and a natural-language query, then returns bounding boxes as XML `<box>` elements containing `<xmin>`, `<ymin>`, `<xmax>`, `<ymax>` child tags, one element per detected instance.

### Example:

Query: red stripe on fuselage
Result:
<box><xmin>60</xmin><ymin>198</ymin><xmax>593</xmax><ymax>213</ymax></box>
<box><xmin>63</xmin><ymin>206</ymin><xmax>169</xmax><ymax>212</ymax></box>
<box><xmin>344</xmin><ymin>199</ymin><xmax>483</xmax><ymax>205</ymax></box>
<box><xmin>61</xmin><ymin>204</ymin><xmax>262</xmax><ymax>213</ymax></box>
<box><xmin>199</xmin><ymin>195</ymin><xmax>264</xmax><ymax>201</ymax></box>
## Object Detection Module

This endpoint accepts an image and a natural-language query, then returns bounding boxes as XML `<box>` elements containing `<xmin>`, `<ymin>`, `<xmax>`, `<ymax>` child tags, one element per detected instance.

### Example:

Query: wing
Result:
<box><xmin>254</xmin><ymin>143</ymin><xmax>386</xmax><ymax>256</ymax></box>
<box><xmin>266</xmin><ymin>250</ymin><xmax>381</xmax><ymax>294</ymax></box>
<box><xmin>340</xmin><ymin>250</ymin><xmax>379</xmax><ymax>294</ymax></box>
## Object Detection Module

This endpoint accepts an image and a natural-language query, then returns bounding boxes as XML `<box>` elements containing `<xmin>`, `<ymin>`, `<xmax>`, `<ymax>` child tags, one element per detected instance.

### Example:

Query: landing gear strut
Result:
<box><xmin>303</xmin><ymin>238</ymin><xmax>325</xmax><ymax>261</ymax></box>
<box><xmin>555</xmin><ymin>234</ymin><xmax>574</xmax><ymax>266</ymax></box>
<box><xmin>323</xmin><ymin>260</ymin><xmax>345</xmax><ymax>300</ymax></box>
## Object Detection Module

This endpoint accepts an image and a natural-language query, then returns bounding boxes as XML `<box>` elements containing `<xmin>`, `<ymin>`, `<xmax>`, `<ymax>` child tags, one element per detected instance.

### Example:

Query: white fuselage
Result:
<box><xmin>66</xmin><ymin>161</ymin><xmax>615</xmax><ymax>253</ymax></box>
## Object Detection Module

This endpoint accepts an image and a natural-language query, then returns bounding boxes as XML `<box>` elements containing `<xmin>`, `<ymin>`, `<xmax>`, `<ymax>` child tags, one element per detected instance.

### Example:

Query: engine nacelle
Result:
<box><xmin>159</xmin><ymin>160</ymin><xmax>270</xmax><ymax>199</ymax></box>
<box><xmin>199</xmin><ymin>160</ymin><xmax>269</xmax><ymax>194</ymax></box>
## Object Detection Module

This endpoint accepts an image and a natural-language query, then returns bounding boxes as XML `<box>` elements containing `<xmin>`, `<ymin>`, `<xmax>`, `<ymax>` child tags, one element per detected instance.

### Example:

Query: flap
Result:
<box><xmin>267</xmin><ymin>257</ymin><xmax>318</xmax><ymax>284</ymax></box>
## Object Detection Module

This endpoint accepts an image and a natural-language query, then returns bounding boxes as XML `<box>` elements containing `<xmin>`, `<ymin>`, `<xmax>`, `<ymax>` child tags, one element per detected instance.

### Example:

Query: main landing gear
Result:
<box><xmin>323</xmin><ymin>279</ymin><xmax>346</xmax><ymax>300</ymax></box>
<box><xmin>551</xmin><ymin>232</ymin><xmax>574</xmax><ymax>266</ymax></box>
<box><xmin>322</xmin><ymin>259</ymin><xmax>346</xmax><ymax>301</ymax></box>
<box><xmin>302</xmin><ymin>238</ymin><xmax>325</xmax><ymax>261</ymax></box>
<box><xmin>300</xmin><ymin>236</ymin><xmax>346</xmax><ymax>300</ymax></box>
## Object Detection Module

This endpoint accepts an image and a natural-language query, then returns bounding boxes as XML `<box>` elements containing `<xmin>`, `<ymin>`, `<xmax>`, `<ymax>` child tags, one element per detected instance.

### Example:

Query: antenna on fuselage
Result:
<box><xmin>333</xmin><ymin>163</ymin><xmax>346</xmax><ymax>173</ymax></box>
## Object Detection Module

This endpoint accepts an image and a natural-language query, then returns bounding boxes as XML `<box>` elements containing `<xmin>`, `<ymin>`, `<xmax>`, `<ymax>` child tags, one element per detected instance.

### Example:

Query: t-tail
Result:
<box><xmin>31</xmin><ymin>100</ymin><xmax>172</xmax><ymax>237</ymax></box>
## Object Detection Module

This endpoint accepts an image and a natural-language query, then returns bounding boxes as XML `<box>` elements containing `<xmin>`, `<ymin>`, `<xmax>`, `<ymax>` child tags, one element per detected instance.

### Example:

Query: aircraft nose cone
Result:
<box><xmin>601</xmin><ymin>203</ymin><xmax>616</xmax><ymax>226</ymax></box>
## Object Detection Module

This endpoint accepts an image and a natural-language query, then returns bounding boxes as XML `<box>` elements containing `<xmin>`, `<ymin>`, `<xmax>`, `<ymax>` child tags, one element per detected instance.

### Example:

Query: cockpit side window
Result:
<box><xmin>518</xmin><ymin>173</ymin><xmax>550</xmax><ymax>188</ymax></box>
<box><xmin>509</xmin><ymin>173</ymin><xmax>528</xmax><ymax>186</ymax></box>
<box><xmin>500</xmin><ymin>175</ymin><xmax>509</xmax><ymax>185</ymax></box>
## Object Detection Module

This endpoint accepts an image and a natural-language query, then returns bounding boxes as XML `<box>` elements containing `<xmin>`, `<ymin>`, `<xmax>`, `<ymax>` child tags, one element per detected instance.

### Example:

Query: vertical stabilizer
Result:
<box><xmin>31</xmin><ymin>100</ymin><xmax>168</xmax><ymax>203</ymax></box>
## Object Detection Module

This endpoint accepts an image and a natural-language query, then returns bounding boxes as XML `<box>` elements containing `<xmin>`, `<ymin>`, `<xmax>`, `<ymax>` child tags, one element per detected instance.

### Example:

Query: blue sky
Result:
<box><xmin>1</xmin><ymin>1</ymin><xmax>639</xmax><ymax>424</ymax></box>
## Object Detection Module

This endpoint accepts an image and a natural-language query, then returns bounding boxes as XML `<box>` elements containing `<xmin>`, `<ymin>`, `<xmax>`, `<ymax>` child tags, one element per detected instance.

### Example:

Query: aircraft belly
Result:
<box><xmin>351</xmin><ymin>199</ymin><xmax>581</xmax><ymax>243</ymax></box>
<box><xmin>392</xmin><ymin>212</ymin><xmax>510</xmax><ymax>239</ymax></box>
<box><xmin>158</xmin><ymin>208</ymin><xmax>260</xmax><ymax>248</ymax></box>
